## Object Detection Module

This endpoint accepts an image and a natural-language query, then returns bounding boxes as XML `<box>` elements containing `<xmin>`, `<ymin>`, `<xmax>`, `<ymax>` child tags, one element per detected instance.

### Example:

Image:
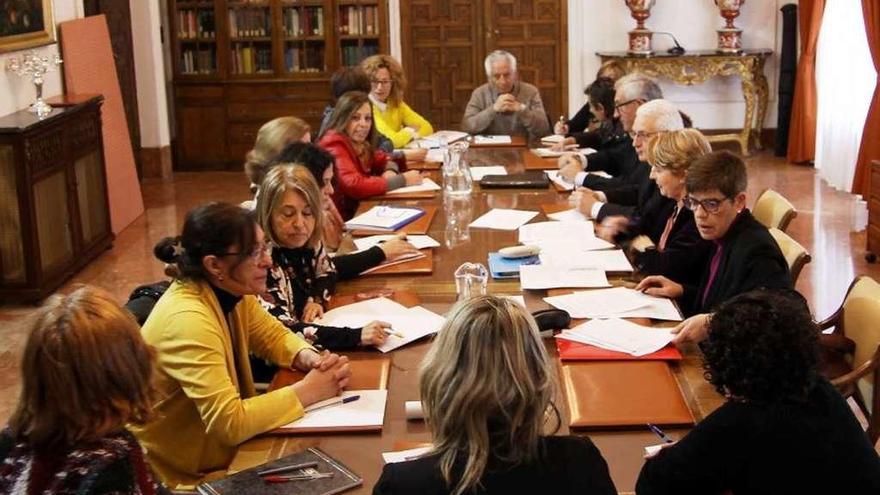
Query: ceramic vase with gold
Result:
<box><xmin>715</xmin><ymin>0</ymin><xmax>745</xmax><ymax>53</ymax></box>
<box><xmin>625</xmin><ymin>0</ymin><xmax>656</xmax><ymax>55</ymax></box>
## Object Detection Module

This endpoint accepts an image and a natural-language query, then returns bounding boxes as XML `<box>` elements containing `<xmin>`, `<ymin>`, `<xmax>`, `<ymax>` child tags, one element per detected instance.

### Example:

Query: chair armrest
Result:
<box><xmin>816</xmin><ymin>307</ymin><xmax>843</xmax><ymax>332</ymax></box>
<box><xmin>819</xmin><ymin>332</ymin><xmax>856</xmax><ymax>354</ymax></box>
<box><xmin>830</xmin><ymin>345</ymin><xmax>880</xmax><ymax>389</ymax></box>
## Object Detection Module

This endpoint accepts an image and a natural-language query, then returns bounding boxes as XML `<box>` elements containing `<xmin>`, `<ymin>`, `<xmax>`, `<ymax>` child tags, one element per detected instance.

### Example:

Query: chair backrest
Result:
<box><xmin>753</xmin><ymin>188</ymin><xmax>797</xmax><ymax>232</ymax></box>
<box><xmin>768</xmin><ymin>228</ymin><xmax>811</xmax><ymax>285</ymax></box>
<box><xmin>841</xmin><ymin>276</ymin><xmax>880</xmax><ymax>414</ymax></box>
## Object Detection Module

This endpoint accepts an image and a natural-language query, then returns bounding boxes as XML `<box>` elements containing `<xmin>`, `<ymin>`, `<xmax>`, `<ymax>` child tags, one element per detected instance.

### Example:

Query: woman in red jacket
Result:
<box><xmin>318</xmin><ymin>91</ymin><xmax>423</xmax><ymax>219</ymax></box>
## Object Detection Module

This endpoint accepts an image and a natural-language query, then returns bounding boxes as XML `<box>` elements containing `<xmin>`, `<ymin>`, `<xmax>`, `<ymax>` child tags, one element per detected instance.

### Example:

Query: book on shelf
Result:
<box><xmin>339</xmin><ymin>6</ymin><xmax>378</xmax><ymax>36</ymax></box>
<box><xmin>286</xmin><ymin>44</ymin><xmax>325</xmax><ymax>73</ymax></box>
<box><xmin>178</xmin><ymin>9</ymin><xmax>215</xmax><ymax>39</ymax></box>
<box><xmin>232</xmin><ymin>45</ymin><xmax>272</xmax><ymax>75</ymax></box>
<box><xmin>180</xmin><ymin>48</ymin><xmax>216</xmax><ymax>75</ymax></box>
<box><xmin>228</xmin><ymin>7</ymin><xmax>271</xmax><ymax>38</ymax></box>
<box><xmin>285</xmin><ymin>6</ymin><xmax>324</xmax><ymax>37</ymax></box>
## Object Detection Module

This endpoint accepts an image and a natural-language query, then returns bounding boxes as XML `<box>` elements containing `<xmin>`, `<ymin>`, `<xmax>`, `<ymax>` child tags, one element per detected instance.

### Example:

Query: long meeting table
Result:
<box><xmin>226</xmin><ymin>145</ymin><xmax>726</xmax><ymax>494</ymax></box>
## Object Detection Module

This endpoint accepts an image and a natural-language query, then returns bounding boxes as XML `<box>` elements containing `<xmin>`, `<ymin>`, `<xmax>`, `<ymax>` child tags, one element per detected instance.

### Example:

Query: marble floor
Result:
<box><xmin>1</xmin><ymin>150</ymin><xmax>879</xmax><ymax>426</ymax></box>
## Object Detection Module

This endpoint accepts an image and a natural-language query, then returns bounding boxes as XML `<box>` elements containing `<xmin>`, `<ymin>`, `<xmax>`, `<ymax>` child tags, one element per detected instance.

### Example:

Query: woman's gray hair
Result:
<box><xmin>484</xmin><ymin>50</ymin><xmax>517</xmax><ymax>78</ymax></box>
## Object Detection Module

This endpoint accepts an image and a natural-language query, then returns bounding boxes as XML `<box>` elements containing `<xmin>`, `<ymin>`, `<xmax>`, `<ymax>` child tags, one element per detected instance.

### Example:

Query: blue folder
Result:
<box><xmin>488</xmin><ymin>252</ymin><xmax>541</xmax><ymax>279</ymax></box>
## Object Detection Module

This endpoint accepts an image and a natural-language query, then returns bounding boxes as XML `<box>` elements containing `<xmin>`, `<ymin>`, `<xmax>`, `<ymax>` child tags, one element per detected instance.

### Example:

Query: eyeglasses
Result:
<box><xmin>219</xmin><ymin>242</ymin><xmax>273</xmax><ymax>262</ymax></box>
<box><xmin>371</xmin><ymin>79</ymin><xmax>393</xmax><ymax>87</ymax></box>
<box><xmin>628</xmin><ymin>130</ymin><xmax>660</xmax><ymax>141</ymax></box>
<box><xmin>683</xmin><ymin>196</ymin><xmax>730</xmax><ymax>214</ymax></box>
<box><xmin>614</xmin><ymin>98</ymin><xmax>638</xmax><ymax>110</ymax></box>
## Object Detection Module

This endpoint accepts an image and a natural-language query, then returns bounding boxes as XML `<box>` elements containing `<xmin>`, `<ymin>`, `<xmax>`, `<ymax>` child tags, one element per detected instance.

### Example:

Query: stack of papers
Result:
<box><xmin>353</xmin><ymin>234</ymin><xmax>440</xmax><ymax>251</ymax></box>
<box><xmin>519</xmin><ymin>265</ymin><xmax>610</xmax><ymax>289</ymax></box>
<box><xmin>316</xmin><ymin>298</ymin><xmax>446</xmax><ymax>352</ymax></box>
<box><xmin>473</xmin><ymin>135</ymin><xmax>512</xmax><ymax>145</ymax></box>
<box><xmin>540</xmin><ymin>134</ymin><xmax>565</xmax><ymax>145</ymax></box>
<box><xmin>545</xmin><ymin>169</ymin><xmax>576</xmax><ymax>191</ymax></box>
<box><xmin>281</xmin><ymin>390</ymin><xmax>387</xmax><ymax>431</ymax></box>
<box><xmin>469</xmin><ymin>209</ymin><xmax>539</xmax><ymax>230</ymax></box>
<box><xmin>543</xmin><ymin>287</ymin><xmax>682</xmax><ymax>320</ymax></box>
<box><xmin>556</xmin><ymin>318</ymin><xmax>674</xmax><ymax>356</ymax></box>
<box><xmin>407</xmin><ymin>130</ymin><xmax>469</xmax><ymax>148</ymax></box>
<box><xmin>469</xmin><ymin>166</ymin><xmax>508</xmax><ymax>180</ymax></box>
<box><xmin>539</xmin><ymin>249</ymin><xmax>633</xmax><ymax>272</ymax></box>
<box><xmin>385</xmin><ymin>178</ymin><xmax>442</xmax><ymax>195</ymax></box>
<box><xmin>547</xmin><ymin>207</ymin><xmax>591</xmax><ymax>222</ymax></box>
<box><xmin>345</xmin><ymin>206</ymin><xmax>424</xmax><ymax>231</ymax></box>
<box><xmin>518</xmin><ymin>221</ymin><xmax>596</xmax><ymax>245</ymax></box>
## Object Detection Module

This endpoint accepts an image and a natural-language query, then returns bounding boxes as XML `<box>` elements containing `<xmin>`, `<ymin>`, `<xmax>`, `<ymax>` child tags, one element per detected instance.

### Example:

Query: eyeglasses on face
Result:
<box><xmin>628</xmin><ymin>130</ymin><xmax>660</xmax><ymax>141</ymax></box>
<box><xmin>219</xmin><ymin>242</ymin><xmax>273</xmax><ymax>262</ymax></box>
<box><xmin>371</xmin><ymin>79</ymin><xmax>393</xmax><ymax>86</ymax></box>
<box><xmin>683</xmin><ymin>195</ymin><xmax>730</xmax><ymax>214</ymax></box>
<box><xmin>614</xmin><ymin>98</ymin><xmax>638</xmax><ymax>110</ymax></box>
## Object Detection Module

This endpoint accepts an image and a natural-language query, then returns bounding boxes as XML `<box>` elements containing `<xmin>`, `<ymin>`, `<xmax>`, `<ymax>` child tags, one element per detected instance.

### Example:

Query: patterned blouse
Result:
<box><xmin>0</xmin><ymin>428</ymin><xmax>169</xmax><ymax>495</ymax></box>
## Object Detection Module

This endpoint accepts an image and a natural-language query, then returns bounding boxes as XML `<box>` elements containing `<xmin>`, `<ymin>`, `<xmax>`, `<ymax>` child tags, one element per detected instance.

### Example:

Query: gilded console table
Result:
<box><xmin>597</xmin><ymin>49</ymin><xmax>772</xmax><ymax>156</ymax></box>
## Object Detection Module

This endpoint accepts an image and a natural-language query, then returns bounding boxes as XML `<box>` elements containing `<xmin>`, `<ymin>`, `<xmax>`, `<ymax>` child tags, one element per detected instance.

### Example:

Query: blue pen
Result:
<box><xmin>647</xmin><ymin>423</ymin><xmax>675</xmax><ymax>444</ymax></box>
<box><xmin>306</xmin><ymin>395</ymin><xmax>361</xmax><ymax>413</ymax></box>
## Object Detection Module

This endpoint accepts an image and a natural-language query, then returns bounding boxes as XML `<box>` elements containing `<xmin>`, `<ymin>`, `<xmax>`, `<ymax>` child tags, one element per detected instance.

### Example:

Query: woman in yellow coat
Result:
<box><xmin>361</xmin><ymin>54</ymin><xmax>434</xmax><ymax>148</ymax></box>
<box><xmin>130</xmin><ymin>202</ymin><xmax>351</xmax><ymax>486</ymax></box>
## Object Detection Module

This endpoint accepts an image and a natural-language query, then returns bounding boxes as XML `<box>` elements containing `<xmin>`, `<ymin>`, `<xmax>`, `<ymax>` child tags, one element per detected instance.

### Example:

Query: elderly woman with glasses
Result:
<box><xmin>361</xmin><ymin>54</ymin><xmax>434</xmax><ymax>148</ymax></box>
<box><xmin>132</xmin><ymin>202</ymin><xmax>351</xmax><ymax>485</ymax></box>
<box><xmin>636</xmin><ymin>150</ymin><xmax>791</xmax><ymax>345</ymax></box>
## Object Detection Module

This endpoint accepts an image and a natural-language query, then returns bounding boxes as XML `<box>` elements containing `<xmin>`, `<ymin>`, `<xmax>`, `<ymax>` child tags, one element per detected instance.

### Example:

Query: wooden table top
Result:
<box><xmin>227</xmin><ymin>145</ymin><xmax>724</xmax><ymax>494</ymax></box>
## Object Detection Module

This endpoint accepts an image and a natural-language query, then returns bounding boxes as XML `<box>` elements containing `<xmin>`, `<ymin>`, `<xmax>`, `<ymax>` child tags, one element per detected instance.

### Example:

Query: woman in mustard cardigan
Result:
<box><xmin>130</xmin><ymin>202</ymin><xmax>351</xmax><ymax>486</ymax></box>
<box><xmin>361</xmin><ymin>54</ymin><xmax>434</xmax><ymax>148</ymax></box>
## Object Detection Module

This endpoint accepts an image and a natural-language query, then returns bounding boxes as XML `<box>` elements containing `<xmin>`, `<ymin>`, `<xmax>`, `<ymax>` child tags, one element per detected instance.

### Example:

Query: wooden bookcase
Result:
<box><xmin>168</xmin><ymin>0</ymin><xmax>389</xmax><ymax>170</ymax></box>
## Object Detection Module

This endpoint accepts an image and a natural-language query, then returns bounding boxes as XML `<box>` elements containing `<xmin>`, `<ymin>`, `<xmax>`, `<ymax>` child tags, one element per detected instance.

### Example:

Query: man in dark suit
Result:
<box><xmin>636</xmin><ymin>150</ymin><xmax>792</xmax><ymax>343</ymax></box>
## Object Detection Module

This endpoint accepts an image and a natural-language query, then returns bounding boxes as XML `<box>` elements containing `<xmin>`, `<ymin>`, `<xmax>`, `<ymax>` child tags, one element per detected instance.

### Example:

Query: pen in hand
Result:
<box><xmin>647</xmin><ymin>423</ymin><xmax>675</xmax><ymax>444</ymax></box>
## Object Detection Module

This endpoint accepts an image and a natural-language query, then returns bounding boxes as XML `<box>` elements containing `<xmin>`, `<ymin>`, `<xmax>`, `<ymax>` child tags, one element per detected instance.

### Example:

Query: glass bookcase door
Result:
<box><xmin>176</xmin><ymin>1</ymin><xmax>218</xmax><ymax>75</ymax></box>
<box><xmin>228</xmin><ymin>1</ymin><xmax>275</xmax><ymax>76</ymax></box>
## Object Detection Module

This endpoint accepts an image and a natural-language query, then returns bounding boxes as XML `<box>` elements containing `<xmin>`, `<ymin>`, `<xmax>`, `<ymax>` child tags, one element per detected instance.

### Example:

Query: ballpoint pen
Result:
<box><xmin>257</xmin><ymin>461</ymin><xmax>319</xmax><ymax>476</ymax></box>
<box><xmin>305</xmin><ymin>394</ymin><xmax>361</xmax><ymax>413</ymax></box>
<box><xmin>647</xmin><ymin>423</ymin><xmax>675</xmax><ymax>444</ymax></box>
<box><xmin>263</xmin><ymin>472</ymin><xmax>335</xmax><ymax>483</ymax></box>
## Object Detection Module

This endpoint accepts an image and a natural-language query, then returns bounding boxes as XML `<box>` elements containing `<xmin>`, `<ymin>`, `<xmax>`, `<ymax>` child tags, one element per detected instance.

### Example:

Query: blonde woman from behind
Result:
<box><xmin>373</xmin><ymin>296</ymin><xmax>617</xmax><ymax>495</ymax></box>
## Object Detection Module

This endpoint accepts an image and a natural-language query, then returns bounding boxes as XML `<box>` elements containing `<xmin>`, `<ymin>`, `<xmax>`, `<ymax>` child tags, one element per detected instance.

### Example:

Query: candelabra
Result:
<box><xmin>5</xmin><ymin>50</ymin><xmax>63</xmax><ymax>118</ymax></box>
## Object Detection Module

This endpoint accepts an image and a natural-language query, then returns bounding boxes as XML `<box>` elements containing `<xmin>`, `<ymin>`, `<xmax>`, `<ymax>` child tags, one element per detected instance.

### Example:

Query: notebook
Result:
<box><xmin>276</xmin><ymin>390</ymin><xmax>388</xmax><ymax>433</ymax></box>
<box><xmin>487</xmin><ymin>252</ymin><xmax>541</xmax><ymax>279</ymax></box>
<box><xmin>345</xmin><ymin>206</ymin><xmax>424</xmax><ymax>232</ymax></box>
<box><xmin>196</xmin><ymin>447</ymin><xmax>361</xmax><ymax>495</ymax></box>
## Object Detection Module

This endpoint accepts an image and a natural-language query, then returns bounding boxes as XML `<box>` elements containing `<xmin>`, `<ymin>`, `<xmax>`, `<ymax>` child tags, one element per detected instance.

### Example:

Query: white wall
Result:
<box><xmin>0</xmin><ymin>0</ymin><xmax>83</xmax><ymax>117</ymax></box>
<box><xmin>568</xmin><ymin>0</ymin><xmax>792</xmax><ymax>129</ymax></box>
<box><xmin>130</xmin><ymin>0</ymin><xmax>171</xmax><ymax>148</ymax></box>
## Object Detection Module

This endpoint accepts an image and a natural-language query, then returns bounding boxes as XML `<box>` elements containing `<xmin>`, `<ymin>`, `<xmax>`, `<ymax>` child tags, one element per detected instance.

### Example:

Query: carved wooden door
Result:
<box><xmin>401</xmin><ymin>1</ymin><xmax>485</xmax><ymax>131</ymax></box>
<box><xmin>401</xmin><ymin>0</ymin><xmax>566</xmax><ymax>131</ymax></box>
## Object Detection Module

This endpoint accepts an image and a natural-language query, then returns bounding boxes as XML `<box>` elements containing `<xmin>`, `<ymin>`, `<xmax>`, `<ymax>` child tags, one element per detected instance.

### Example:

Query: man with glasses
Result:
<box><xmin>557</xmin><ymin>73</ymin><xmax>662</xmax><ymax>192</ymax></box>
<box><xmin>636</xmin><ymin>150</ymin><xmax>791</xmax><ymax>343</ymax></box>
<box><xmin>461</xmin><ymin>50</ymin><xmax>550</xmax><ymax>140</ymax></box>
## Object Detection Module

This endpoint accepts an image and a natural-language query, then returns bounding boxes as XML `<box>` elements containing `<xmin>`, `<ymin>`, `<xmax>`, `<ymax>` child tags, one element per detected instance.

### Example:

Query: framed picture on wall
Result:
<box><xmin>0</xmin><ymin>0</ymin><xmax>55</xmax><ymax>53</ymax></box>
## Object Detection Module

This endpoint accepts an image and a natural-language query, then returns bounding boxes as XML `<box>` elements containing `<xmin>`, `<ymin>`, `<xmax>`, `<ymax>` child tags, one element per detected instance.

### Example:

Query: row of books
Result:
<box><xmin>228</xmin><ymin>8</ymin><xmax>271</xmax><ymax>37</ymax></box>
<box><xmin>179</xmin><ymin>49</ymin><xmax>217</xmax><ymax>75</ymax></box>
<box><xmin>338</xmin><ymin>5</ymin><xmax>380</xmax><ymax>35</ymax></box>
<box><xmin>283</xmin><ymin>6</ymin><xmax>324</xmax><ymax>37</ymax></box>
<box><xmin>230</xmin><ymin>45</ymin><xmax>273</xmax><ymax>74</ymax></box>
<box><xmin>285</xmin><ymin>45</ymin><xmax>326</xmax><ymax>72</ymax></box>
<box><xmin>341</xmin><ymin>42</ymin><xmax>379</xmax><ymax>66</ymax></box>
<box><xmin>178</xmin><ymin>9</ymin><xmax>215</xmax><ymax>39</ymax></box>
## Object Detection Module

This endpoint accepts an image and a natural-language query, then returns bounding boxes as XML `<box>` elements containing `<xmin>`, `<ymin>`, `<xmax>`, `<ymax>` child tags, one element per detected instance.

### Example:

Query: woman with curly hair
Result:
<box><xmin>636</xmin><ymin>289</ymin><xmax>880</xmax><ymax>495</ymax></box>
<box><xmin>374</xmin><ymin>296</ymin><xmax>616</xmax><ymax>495</ymax></box>
<box><xmin>361</xmin><ymin>54</ymin><xmax>433</xmax><ymax>148</ymax></box>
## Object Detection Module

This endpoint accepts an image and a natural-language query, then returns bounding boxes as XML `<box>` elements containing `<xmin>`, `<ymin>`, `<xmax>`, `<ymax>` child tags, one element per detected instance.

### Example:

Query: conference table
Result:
<box><xmin>227</xmin><ymin>145</ymin><xmax>725</xmax><ymax>494</ymax></box>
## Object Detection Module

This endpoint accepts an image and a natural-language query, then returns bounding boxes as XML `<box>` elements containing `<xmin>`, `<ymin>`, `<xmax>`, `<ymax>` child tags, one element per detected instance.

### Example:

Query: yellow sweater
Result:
<box><xmin>372</xmin><ymin>100</ymin><xmax>434</xmax><ymax>148</ymax></box>
<box><xmin>130</xmin><ymin>280</ymin><xmax>313</xmax><ymax>485</ymax></box>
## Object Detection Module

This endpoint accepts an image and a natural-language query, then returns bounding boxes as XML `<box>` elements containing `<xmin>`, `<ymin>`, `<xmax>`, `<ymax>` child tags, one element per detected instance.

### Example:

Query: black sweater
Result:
<box><xmin>374</xmin><ymin>436</ymin><xmax>617</xmax><ymax>495</ymax></box>
<box><xmin>636</xmin><ymin>379</ymin><xmax>880</xmax><ymax>495</ymax></box>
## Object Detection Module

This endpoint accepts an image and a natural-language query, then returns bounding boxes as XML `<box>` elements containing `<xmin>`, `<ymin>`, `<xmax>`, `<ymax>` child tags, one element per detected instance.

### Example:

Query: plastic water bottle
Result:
<box><xmin>454</xmin><ymin>262</ymin><xmax>488</xmax><ymax>299</ymax></box>
<box><xmin>443</xmin><ymin>141</ymin><xmax>473</xmax><ymax>195</ymax></box>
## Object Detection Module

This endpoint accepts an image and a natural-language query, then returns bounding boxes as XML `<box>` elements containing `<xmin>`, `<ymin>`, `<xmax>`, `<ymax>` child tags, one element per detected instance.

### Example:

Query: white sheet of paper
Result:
<box><xmin>384</xmin><ymin>178</ymin><xmax>441</xmax><ymax>195</ymax></box>
<box><xmin>546</xmin><ymin>207</ymin><xmax>591</xmax><ymax>222</ymax></box>
<box><xmin>473</xmin><ymin>135</ymin><xmax>512</xmax><ymax>144</ymax></box>
<box><xmin>544</xmin><ymin>169</ymin><xmax>576</xmax><ymax>191</ymax></box>
<box><xmin>532</xmin><ymin>237</ymin><xmax>615</xmax><ymax>254</ymax></box>
<box><xmin>353</xmin><ymin>234</ymin><xmax>440</xmax><ymax>251</ymax></box>
<box><xmin>519</xmin><ymin>265</ymin><xmax>610</xmax><ymax>289</ymax></box>
<box><xmin>539</xmin><ymin>249</ymin><xmax>633</xmax><ymax>272</ymax></box>
<box><xmin>612</xmin><ymin>294</ymin><xmax>683</xmax><ymax>321</ymax></box>
<box><xmin>345</xmin><ymin>206</ymin><xmax>424</xmax><ymax>231</ymax></box>
<box><xmin>556</xmin><ymin>318</ymin><xmax>674</xmax><ymax>356</ymax></box>
<box><xmin>469</xmin><ymin>166</ymin><xmax>508</xmax><ymax>180</ymax></box>
<box><xmin>283</xmin><ymin>390</ymin><xmax>387</xmax><ymax>430</ymax></box>
<box><xmin>382</xmin><ymin>446</ymin><xmax>434</xmax><ymax>464</ymax></box>
<box><xmin>375</xmin><ymin>306</ymin><xmax>446</xmax><ymax>353</ymax></box>
<box><xmin>543</xmin><ymin>287</ymin><xmax>681</xmax><ymax>321</ymax></box>
<box><xmin>540</xmin><ymin>134</ymin><xmax>565</xmax><ymax>144</ymax></box>
<box><xmin>425</xmin><ymin>148</ymin><xmax>445</xmax><ymax>161</ymax></box>
<box><xmin>469</xmin><ymin>209</ymin><xmax>539</xmax><ymax>230</ymax></box>
<box><xmin>408</xmin><ymin>130</ymin><xmax>469</xmax><ymax>149</ymax></box>
<box><xmin>518</xmin><ymin>220</ymin><xmax>595</xmax><ymax>244</ymax></box>
<box><xmin>531</xmin><ymin>148</ymin><xmax>566</xmax><ymax>158</ymax></box>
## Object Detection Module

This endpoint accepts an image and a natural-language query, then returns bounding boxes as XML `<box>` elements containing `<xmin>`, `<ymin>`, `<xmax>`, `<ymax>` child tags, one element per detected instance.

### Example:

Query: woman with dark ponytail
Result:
<box><xmin>130</xmin><ymin>202</ymin><xmax>352</xmax><ymax>486</ymax></box>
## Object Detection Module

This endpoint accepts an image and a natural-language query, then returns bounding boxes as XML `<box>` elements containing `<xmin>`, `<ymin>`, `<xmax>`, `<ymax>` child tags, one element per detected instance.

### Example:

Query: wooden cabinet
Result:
<box><xmin>868</xmin><ymin>160</ymin><xmax>880</xmax><ymax>261</ymax></box>
<box><xmin>401</xmin><ymin>0</ymin><xmax>567</xmax><ymax>131</ymax></box>
<box><xmin>0</xmin><ymin>96</ymin><xmax>113</xmax><ymax>303</ymax></box>
<box><xmin>168</xmin><ymin>0</ymin><xmax>389</xmax><ymax>170</ymax></box>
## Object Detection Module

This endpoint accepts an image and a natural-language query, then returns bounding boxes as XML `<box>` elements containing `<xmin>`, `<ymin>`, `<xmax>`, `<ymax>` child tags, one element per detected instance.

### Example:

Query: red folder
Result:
<box><xmin>556</xmin><ymin>337</ymin><xmax>683</xmax><ymax>361</ymax></box>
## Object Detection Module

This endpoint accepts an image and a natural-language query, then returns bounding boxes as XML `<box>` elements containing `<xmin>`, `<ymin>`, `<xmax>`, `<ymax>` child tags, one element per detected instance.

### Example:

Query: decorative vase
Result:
<box><xmin>624</xmin><ymin>0</ymin><xmax>656</xmax><ymax>55</ymax></box>
<box><xmin>715</xmin><ymin>0</ymin><xmax>745</xmax><ymax>53</ymax></box>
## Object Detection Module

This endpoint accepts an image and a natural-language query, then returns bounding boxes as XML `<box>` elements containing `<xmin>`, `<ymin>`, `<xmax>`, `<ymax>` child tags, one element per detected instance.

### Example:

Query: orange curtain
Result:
<box><xmin>787</xmin><ymin>0</ymin><xmax>826</xmax><ymax>164</ymax></box>
<box><xmin>852</xmin><ymin>1</ymin><xmax>880</xmax><ymax>195</ymax></box>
